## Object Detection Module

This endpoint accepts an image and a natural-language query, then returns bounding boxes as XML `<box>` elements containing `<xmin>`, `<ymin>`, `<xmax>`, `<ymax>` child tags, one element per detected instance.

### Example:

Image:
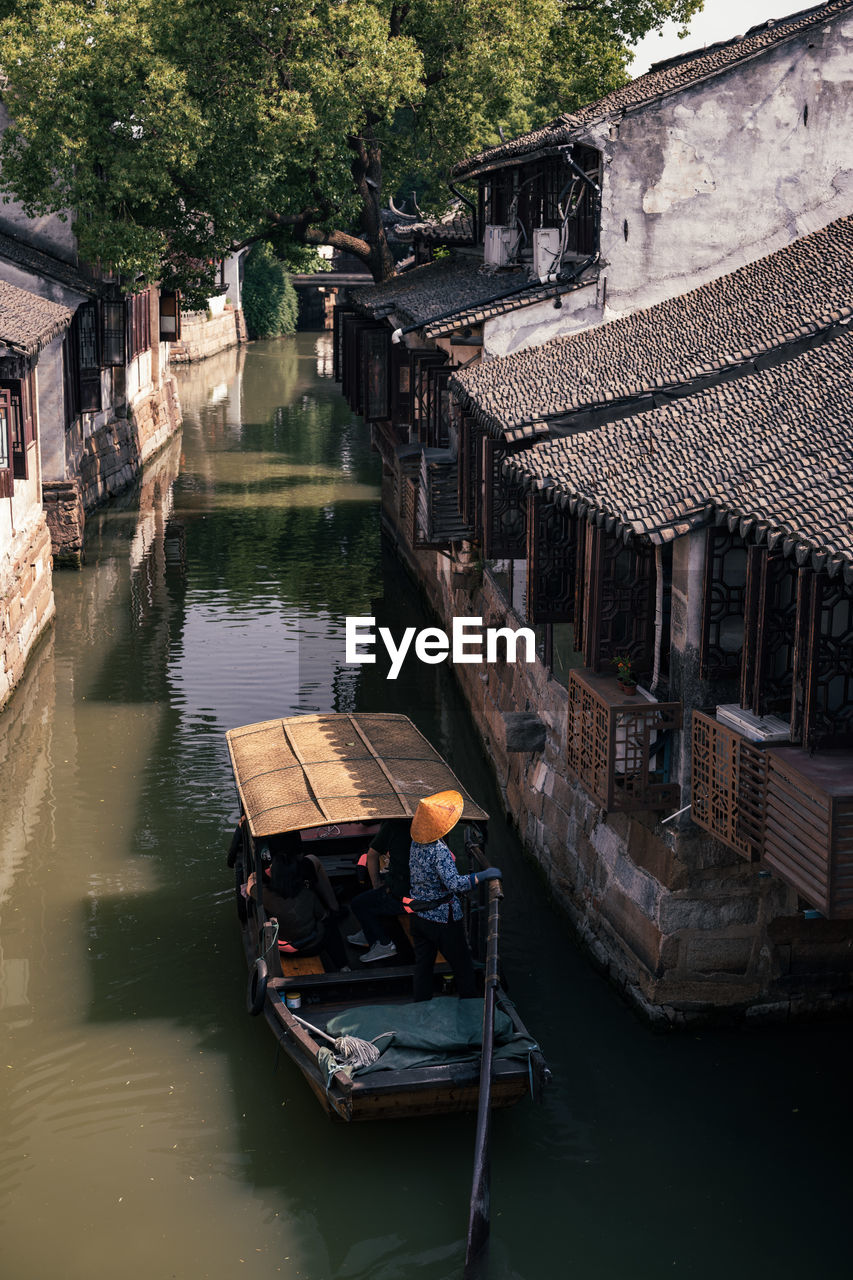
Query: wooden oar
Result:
<box><xmin>463</xmin><ymin>878</ymin><xmax>503</xmax><ymax>1279</ymax></box>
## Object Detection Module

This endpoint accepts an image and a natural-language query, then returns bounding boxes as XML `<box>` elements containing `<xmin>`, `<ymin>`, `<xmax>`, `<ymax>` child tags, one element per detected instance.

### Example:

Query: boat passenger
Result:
<box><xmin>407</xmin><ymin>791</ymin><xmax>502</xmax><ymax>1002</ymax></box>
<box><xmin>247</xmin><ymin>841</ymin><xmax>348</xmax><ymax>970</ymax></box>
<box><xmin>347</xmin><ymin>819</ymin><xmax>412</xmax><ymax>964</ymax></box>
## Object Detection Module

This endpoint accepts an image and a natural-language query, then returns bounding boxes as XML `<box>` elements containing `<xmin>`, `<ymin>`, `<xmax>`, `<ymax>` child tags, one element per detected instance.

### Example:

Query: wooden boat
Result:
<box><xmin>226</xmin><ymin>712</ymin><xmax>547</xmax><ymax>1121</ymax></box>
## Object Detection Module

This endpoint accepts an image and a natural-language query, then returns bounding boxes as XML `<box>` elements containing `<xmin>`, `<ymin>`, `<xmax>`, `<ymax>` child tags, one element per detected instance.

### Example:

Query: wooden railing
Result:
<box><xmin>691</xmin><ymin>710</ymin><xmax>768</xmax><ymax>862</ymax></box>
<box><xmin>567</xmin><ymin>670</ymin><xmax>681</xmax><ymax>813</ymax></box>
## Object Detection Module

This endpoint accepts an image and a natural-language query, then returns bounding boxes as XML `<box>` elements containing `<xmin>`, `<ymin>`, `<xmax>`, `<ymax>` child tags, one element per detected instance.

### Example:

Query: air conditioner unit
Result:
<box><xmin>714</xmin><ymin>704</ymin><xmax>791</xmax><ymax>744</ymax></box>
<box><xmin>533</xmin><ymin>227</ymin><xmax>561</xmax><ymax>280</ymax></box>
<box><xmin>483</xmin><ymin>224</ymin><xmax>513</xmax><ymax>267</ymax></box>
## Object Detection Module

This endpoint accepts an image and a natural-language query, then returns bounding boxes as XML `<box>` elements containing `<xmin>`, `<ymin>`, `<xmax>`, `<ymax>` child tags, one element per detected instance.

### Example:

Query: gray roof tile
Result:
<box><xmin>0</xmin><ymin>279</ymin><xmax>73</xmax><ymax>356</ymax></box>
<box><xmin>508</xmin><ymin>326</ymin><xmax>853</xmax><ymax>576</ymax></box>
<box><xmin>452</xmin><ymin>215</ymin><xmax>853</xmax><ymax>433</ymax></box>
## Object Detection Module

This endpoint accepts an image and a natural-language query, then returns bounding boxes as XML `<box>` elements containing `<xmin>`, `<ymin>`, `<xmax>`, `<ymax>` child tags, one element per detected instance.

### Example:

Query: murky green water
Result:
<box><xmin>1</xmin><ymin>334</ymin><xmax>851</xmax><ymax>1280</ymax></box>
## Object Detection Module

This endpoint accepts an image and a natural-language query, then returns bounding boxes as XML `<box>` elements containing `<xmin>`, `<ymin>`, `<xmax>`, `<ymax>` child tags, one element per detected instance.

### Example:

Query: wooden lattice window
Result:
<box><xmin>70</xmin><ymin>301</ymin><xmax>102</xmax><ymax>414</ymax></box>
<box><xmin>158</xmin><ymin>291</ymin><xmax>181</xmax><ymax>344</ymax></box>
<box><xmin>700</xmin><ymin>526</ymin><xmax>747</xmax><ymax>680</ymax></box>
<box><xmin>390</xmin><ymin>340</ymin><xmax>412</xmax><ymax>426</ymax></box>
<box><xmin>362</xmin><ymin>327</ymin><xmax>390</xmax><ymax>422</ymax></box>
<box><xmin>482</xmin><ymin>438</ymin><xmax>526</xmax><ymax>559</ymax></box>
<box><xmin>457</xmin><ymin>415</ymin><xmax>481</xmax><ymax>533</ymax></box>
<box><xmin>426</xmin><ymin>366</ymin><xmax>453</xmax><ymax>448</ymax></box>
<box><xmin>0</xmin><ymin>387</ymin><xmax>12</xmax><ymax>497</ymax></box>
<box><xmin>741</xmin><ymin>549</ymin><xmax>799</xmax><ymax>715</ymax></box>
<box><xmin>125</xmin><ymin>290</ymin><xmax>151</xmax><ymax>362</ymax></box>
<box><xmin>410</xmin><ymin>350</ymin><xmax>447</xmax><ymax>443</ymax></box>
<box><xmin>691</xmin><ymin>710</ymin><xmax>767</xmax><ymax>861</ymax></box>
<box><xmin>802</xmin><ymin>575</ymin><xmax>853</xmax><ymax>749</ymax></box>
<box><xmin>102</xmin><ymin>299</ymin><xmax>126</xmax><ymax>366</ymax></box>
<box><xmin>581</xmin><ymin>526</ymin><xmax>656</xmax><ymax>675</ymax></box>
<box><xmin>1</xmin><ymin>374</ymin><xmax>35</xmax><ymax>481</ymax></box>
<box><xmin>333</xmin><ymin>305</ymin><xmax>356</xmax><ymax>382</ymax></box>
<box><xmin>526</xmin><ymin>493</ymin><xmax>577</xmax><ymax>624</ymax></box>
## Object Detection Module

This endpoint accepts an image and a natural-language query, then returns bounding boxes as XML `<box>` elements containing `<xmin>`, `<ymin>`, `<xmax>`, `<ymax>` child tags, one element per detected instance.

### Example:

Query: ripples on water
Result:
<box><xmin>1</xmin><ymin>335</ymin><xmax>852</xmax><ymax>1280</ymax></box>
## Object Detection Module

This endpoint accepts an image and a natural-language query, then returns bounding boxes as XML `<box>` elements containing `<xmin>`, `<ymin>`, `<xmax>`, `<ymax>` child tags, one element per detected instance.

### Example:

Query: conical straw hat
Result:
<box><xmin>410</xmin><ymin>790</ymin><xmax>464</xmax><ymax>843</ymax></box>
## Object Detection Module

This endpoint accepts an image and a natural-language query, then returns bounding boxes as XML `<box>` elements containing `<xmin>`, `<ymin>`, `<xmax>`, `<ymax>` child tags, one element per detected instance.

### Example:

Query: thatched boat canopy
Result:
<box><xmin>226</xmin><ymin>713</ymin><xmax>488</xmax><ymax>839</ymax></box>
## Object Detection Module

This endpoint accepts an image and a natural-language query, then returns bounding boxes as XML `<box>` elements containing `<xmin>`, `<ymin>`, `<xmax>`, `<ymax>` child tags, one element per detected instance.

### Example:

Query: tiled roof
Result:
<box><xmin>0</xmin><ymin>279</ymin><xmax>73</xmax><ymax>356</ymax></box>
<box><xmin>451</xmin><ymin>215</ymin><xmax>853</xmax><ymax>435</ymax></box>
<box><xmin>454</xmin><ymin>0</ymin><xmax>852</xmax><ymax>178</ymax></box>
<box><xmin>0</xmin><ymin>229</ymin><xmax>113</xmax><ymax>299</ymax></box>
<box><xmin>355</xmin><ymin>256</ymin><xmax>594</xmax><ymax>337</ymax></box>
<box><xmin>394</xmin><ymin>209</ymin><xmax>475</xmax><ymax>245</ymax></box>
<box><xmin>506</xmin><ymin>324</ymin><xmax>853</xmax><ymax>582</ymax></box>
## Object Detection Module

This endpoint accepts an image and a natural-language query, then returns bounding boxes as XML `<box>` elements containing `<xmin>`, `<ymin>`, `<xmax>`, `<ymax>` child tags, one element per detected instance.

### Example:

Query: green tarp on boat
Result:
<box><xmin>320</xmin><ymin>996</ymin><xmax>538</xmax><ymax>1075</ymax></box>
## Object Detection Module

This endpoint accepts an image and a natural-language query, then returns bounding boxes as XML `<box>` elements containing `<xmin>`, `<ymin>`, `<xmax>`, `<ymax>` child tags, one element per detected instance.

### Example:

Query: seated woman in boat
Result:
<box><xmin>347</xmin><ymin>819</ymin><xmax>413</xmax><ymax>965</ymax></box>
<box><xmin>408</xmin><ymin>791</ymin><xmax>502</xmax><ymax>1002</ymax></box>
<box><xmin>247</xmin><ymin>839</ymin><xmax>348</xmax><ymax>971</ymax></box>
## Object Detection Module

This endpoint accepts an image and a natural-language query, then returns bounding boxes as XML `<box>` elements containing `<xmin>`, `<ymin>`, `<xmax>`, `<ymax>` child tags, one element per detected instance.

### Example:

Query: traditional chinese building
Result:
<box><xmin>0</xmin><ymin>280</ymin><xmax>71</xmax><ymax>706</ymax></box>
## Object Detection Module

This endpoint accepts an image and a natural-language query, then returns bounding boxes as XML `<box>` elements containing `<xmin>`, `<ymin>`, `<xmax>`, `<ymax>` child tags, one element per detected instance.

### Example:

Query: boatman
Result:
<box><xmin>407</xmin><ymin>790</ymin><xmax>502</xmax><ymax>1002</ymax></box>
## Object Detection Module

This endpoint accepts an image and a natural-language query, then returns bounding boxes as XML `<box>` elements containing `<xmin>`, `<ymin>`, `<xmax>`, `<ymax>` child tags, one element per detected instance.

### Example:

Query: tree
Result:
<box><xmin>241</xmin><ymin>241</ymin><xmax>299</xmax><ymax>340</ymax></box>
<box><xmin>0</xmin><ymin>0</ymin><xmax>701</xmax><ymax>292</ymax></box>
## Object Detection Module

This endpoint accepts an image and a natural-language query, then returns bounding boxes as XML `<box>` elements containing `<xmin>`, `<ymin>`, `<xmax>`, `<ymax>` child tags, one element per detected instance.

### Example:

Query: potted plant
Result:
<box><xmin>613</xmin><ymin>653</ymin><xmax>637</xmax><ymax>694</ymax></box>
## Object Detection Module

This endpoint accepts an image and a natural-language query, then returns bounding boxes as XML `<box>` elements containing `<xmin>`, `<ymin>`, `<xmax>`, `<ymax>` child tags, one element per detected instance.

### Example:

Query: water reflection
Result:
<box><xmin>0</xmin><ymin>335</ymin><xmax>850</xmax><ymax>1280</ymax></box>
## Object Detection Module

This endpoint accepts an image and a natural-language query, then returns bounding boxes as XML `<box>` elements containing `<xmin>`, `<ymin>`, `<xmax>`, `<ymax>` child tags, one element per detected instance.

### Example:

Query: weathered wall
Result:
<box><xmin>0</xmin><ymin>510</ymin><xmax>55</xmax><ymax>711</ymax></box>
<box><xmin>382</xmin><ymin>499</ymin><xmax>853</xmax><ymax>1023</ymax></box>
<box><xmin>44</xmin><ymin>378</ymin><xmax>182</xmax><ymax>565</ymax></box>
<box><xmin>170</xmin><ymin>308</ymin><xmax>245</xmax><ymax>364</ymax></box>
<box><xmin>485</xmin><ymin>9</ymin><xmax>853</xmax><ymax>357</ymax></box>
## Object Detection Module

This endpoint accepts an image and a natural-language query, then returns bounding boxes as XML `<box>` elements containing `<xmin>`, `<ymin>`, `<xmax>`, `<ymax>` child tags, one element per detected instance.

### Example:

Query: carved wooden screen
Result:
<box><xmin>700</xmin><ymin>526</ymin><xmax>748</xmax><ymax>680</ymax></box>
<box><xmin>333</xmin><ymin>306</ymin><xmax>356</xmax><ymax>382</ymax></box>
<box><xmin>362</xmin><ymin>326</ymin><xmax>390</xmax><ymax>422</ymax></box>
<box><xmin>482</xmin><ymin>438</ymin><xmax>526</xmax><ymax>559</ymax></box>
<box><xmin>526</xmin><ymin>492</ymin><xmax>577</xmax><ymax>624</ymax></box>
<box><xmin>582</xmin><ymin>526</ymin><xmax>655</xmax><ymax>674</ymax></box>
<box><xmin>458</xmin><ymin>416</ymin><xmax>480</xmax><ymax>531</ymax></box>
<box><xmin>741</xmin><ymin>549</ymin><xmax>798</xmax><ymax>716</ymax></box>
<box><xmin>352</xmin><ymin>321</ymin><xmax>385</xmax><ymax>417</ymax></box>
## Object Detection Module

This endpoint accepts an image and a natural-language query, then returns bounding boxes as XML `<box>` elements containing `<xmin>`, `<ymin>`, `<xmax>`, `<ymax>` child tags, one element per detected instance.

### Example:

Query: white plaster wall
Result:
<box><xmin>126</xmin><ymin>349</ymin><xmax>153</xmax><ymax>404</ymax></box>
<box><xmin>222</xmin><ymin>252</ymin><xmax>245</xmax><ymax>308</ymax></box>
<box><xmin>484</xmin><ymin>11</ymin><xmax>853</xmax><ymax>357</ymax></box>
<box><xmin>34</xmin><ymin>339</ymin><xmax>66</xmax><ymax>482</ymax></box>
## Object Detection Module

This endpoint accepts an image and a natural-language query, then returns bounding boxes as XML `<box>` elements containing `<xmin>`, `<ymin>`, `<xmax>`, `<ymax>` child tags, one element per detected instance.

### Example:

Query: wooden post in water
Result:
<box><xmin>463</xmin><ymin>879</ymin><xmax>503</xmax><ymax>1279</ymax></box>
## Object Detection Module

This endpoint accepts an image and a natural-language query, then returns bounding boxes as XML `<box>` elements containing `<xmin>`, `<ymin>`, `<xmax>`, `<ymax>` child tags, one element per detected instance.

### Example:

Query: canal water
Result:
<box><xmin>1</xmin><ymin>334</ymin><xmax>851</xmax><ymax>1280</ymax></box>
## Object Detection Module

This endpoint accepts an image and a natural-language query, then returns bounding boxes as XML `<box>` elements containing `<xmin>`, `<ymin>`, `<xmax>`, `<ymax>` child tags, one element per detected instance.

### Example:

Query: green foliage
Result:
<box><xmin>0</xmin><ymin>0</ymin><xmax>703</xmax><ymax>287</ymax></box>
<box><xmin>241</xmin><ymin>242</ymin><xmax>298</xmax><ymax>340</ymax></box>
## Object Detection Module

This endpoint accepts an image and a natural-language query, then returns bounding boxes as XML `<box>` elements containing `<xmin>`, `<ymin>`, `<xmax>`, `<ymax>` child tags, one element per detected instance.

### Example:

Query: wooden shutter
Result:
<box><xmin>390</xmin><ymin>339</ymin><xmax>412</xmax><ymax>427</ymax></box>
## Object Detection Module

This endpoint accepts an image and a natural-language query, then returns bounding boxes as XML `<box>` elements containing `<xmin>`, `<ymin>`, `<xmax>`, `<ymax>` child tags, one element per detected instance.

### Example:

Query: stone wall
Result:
<box><xmin>169</xmin><ymin>308</ymin><xmax>246</xmax><ymax>363</ymax></box>
<box><xmin>43</xmin><ymin>377</ymin><xmax>182</xmax><ymax>566</ymax></box>
<box><xmin>0</xmin><ymin>511</ymin><xmax>55</xmax><ymax>710</ymax></box>
<box><xmin>383</xmin><ymin>507</ymin><xmax>853</xmax><ymax>1024</ymax></box>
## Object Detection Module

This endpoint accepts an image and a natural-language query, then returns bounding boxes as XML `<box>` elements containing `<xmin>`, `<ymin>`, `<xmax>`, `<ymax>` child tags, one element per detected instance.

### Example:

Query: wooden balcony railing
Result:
<box><xmin>691</xmin><ymin>710</ymin><xmax>768</xmax><ymax>861</ymax></box>
<box><xmin>764</xmin><ymin>747</ymin><xmax>853</xmax><ymax>918</ymax></box>
<box><xmin>567</xmin><ymin>670</ymin><xmax>682</xmax><ymax>813</ymax></box>
<box><xmin>691</xmin><ymin>714</ymin><xmax>853</xmax><ymax>916</ymax></box>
